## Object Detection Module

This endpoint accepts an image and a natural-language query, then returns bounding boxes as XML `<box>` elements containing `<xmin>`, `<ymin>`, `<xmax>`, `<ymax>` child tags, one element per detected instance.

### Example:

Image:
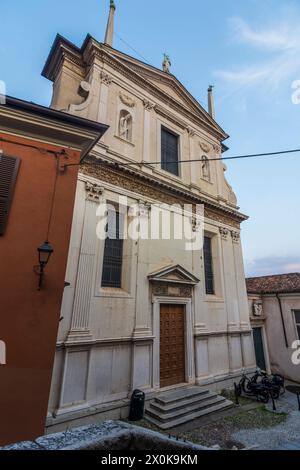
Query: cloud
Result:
<box><xmin>216</xmin><ymin>65</ymin><xmax>269</xmax><ymax>85</ymax></box>
<box><xmin>245</xmin><ymin>255</ymin><xmax>300</xmax><ymax>277</ymax></box>
<box><xmin>215</xmin><ymin>16</ymin><xmax>300</xmax><ymax>94</ymax></box>
<box><xmin>229</xmin><ymin>17</ymin><xmax>300</xmax><ymax>51</ymax></box>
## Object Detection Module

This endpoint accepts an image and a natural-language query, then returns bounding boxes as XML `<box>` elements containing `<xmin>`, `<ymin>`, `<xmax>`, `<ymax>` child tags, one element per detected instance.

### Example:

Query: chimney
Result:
<box><xmin>208</xmin><ymin>85</ymin><xmax>215</xmax><ymax>120</ymax></box>
<box><xmin>104</xmin><ymin>0</ymin><xmax>116</xmax><ymax>47</ymax></box>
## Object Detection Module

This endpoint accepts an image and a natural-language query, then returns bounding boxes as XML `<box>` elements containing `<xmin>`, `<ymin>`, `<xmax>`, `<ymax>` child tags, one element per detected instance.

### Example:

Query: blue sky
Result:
<box><xmin>1</xmin><ymin>0</ymin><xmax>299</xmax><ymax>276</ymax></box>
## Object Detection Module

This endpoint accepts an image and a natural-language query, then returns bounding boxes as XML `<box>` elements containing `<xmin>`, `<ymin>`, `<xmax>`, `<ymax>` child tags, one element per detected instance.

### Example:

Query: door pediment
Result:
<box><xmin>148</xmin><ymin>265</ymin><xmax>200</xmax><ymax>285</ymax></box>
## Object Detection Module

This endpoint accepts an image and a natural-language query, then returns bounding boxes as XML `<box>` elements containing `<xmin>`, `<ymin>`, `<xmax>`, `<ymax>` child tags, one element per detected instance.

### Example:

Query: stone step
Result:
<box><xmin>149</xmin><ymin>390</ymin><xmax>217</xmax><ymax>414</ymax></box>
<box><xmin>155</xmin><ymin>386</ymin><xmax>209</xmax><ymax>405</ymax></box>
<box><xmin>146</xmin><ymin>399</ymin><xmax>233</xmax><ymax>430</ymax></box>
<box><xmin>146</xmin><ymin>395</ymin><xmax>227</xmax><ymax>422</ymax></box>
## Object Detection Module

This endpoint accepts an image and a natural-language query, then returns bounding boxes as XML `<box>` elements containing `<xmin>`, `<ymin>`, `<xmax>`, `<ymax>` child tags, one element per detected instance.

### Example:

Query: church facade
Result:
<box><xmin>43</xmin><ymin>2</ymin><xmax>256</xmax><ymax>430</ymax></box>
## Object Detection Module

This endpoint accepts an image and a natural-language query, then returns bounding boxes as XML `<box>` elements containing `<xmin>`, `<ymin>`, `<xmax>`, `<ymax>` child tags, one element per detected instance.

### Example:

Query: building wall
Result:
<box><xmin>45</xmin><ymin>42</ymin><xmax>256</xmax><ymax>427</ymax></box>
<box><xmin>264</xmin><ymin>295</ymin><xmax>300</xmax><ymax>382</ymax></box>
<box><xmin>46</xmin><ymin>174</ymin><xmax>256</xmax><ymax>422</ymax></box>
<box><xmin>249</xmin><ymin>294</ymin><xmax>300</xmax><ymax>383</ymax></box>
<box><xmin>0</xmin><ymin>133</ymin><xmax>81</xmax><ymax>445</ymax></box>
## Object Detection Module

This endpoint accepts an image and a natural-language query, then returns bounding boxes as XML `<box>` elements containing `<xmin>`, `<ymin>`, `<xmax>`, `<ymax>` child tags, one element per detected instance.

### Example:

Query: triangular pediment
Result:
<box><xmin>148</xmin><ymin>265</ymin><xmax>200</xmax><ymax>285</ymax></box>
<box><xmin>146</xmin><ymin>76</ymin><xmax>194</xmax><ymax>109</ymax></box>
<box><xmin>103</xmin><ymin>46</ymin><xmax>227</xmax><ymax>139</ymax></box>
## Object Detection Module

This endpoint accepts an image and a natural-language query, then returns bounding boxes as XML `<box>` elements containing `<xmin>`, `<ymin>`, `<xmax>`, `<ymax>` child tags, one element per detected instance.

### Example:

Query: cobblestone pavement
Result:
<box><xmin>233</xmin><ymin>390</ymin><xmax>300</xmax><ymax>450</ymax></box>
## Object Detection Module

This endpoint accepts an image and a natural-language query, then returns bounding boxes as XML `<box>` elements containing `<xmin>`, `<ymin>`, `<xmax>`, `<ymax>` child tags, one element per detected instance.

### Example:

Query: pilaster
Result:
<box><xmin>97</xmin><ymin>71</ymin><xmax>113</xmax><ymax>124</ymax></box>
<box><xmin>66</xmin><ymin>182</ymin><xmax>104</xmax><ymax>343</ymax></box>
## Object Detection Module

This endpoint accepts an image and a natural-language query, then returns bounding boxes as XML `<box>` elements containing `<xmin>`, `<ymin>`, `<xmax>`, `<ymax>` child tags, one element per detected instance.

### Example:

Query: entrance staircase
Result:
<box><xmin>145</xmin><ymin>386</ymin><xmax>233</xmax><ymax>430</ymax></box>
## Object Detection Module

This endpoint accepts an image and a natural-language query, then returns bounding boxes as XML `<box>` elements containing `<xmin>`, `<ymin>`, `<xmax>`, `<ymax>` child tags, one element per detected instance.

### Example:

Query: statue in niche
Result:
<box><xmin>119</xmin><ymin>110</ymin><xmax>132</xmax><ymax>142</ymax></box>
<box><xmin>201</xmin><ymin>155</ymin><xmax>210</xmax><ymax>181</ymax></box>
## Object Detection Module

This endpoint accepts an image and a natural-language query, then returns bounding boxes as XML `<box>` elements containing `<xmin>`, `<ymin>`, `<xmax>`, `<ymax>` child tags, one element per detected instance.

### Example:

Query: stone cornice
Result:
<box><xmin>42</xmin><ymin>34</ymin><xmax>85</xmax><ymax>82</ymax></box>
<box><xmin>80</xmin><ymin>156</ymin><xmax>248</xmax><ymax>227</ymax></box>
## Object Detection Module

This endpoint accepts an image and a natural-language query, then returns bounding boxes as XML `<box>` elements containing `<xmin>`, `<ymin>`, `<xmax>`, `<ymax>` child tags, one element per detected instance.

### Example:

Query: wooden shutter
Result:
<box><xmin>0</xmin><ymin>154</ymin><xmax>20</xmax><ymax>235</ymax></box>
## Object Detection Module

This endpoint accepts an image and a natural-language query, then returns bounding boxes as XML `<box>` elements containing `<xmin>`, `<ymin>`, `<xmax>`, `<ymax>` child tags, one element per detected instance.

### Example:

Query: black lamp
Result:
<box><xmin>37</xmin><ymin>241</ymin><xmax>54</xmax><ymax>289</ymax></box>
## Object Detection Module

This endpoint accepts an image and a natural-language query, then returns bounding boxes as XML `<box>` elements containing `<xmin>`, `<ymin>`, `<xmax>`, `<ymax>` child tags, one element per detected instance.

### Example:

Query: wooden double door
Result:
<box><xmin>160</xmin><ymin>304</ymin><xmax>186</xmax><ymax>388</ymax></box>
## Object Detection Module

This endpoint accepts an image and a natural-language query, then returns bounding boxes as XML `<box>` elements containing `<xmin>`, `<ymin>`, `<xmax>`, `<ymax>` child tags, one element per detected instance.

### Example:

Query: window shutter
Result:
<box><xmin>0</xmin><ymin>154</ymin><xmax>20</xmax><ymax>235</ymax></box>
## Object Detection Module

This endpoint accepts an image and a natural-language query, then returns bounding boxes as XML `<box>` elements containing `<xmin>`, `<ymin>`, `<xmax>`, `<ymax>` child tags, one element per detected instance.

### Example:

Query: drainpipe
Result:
<box><xmin>276</xmin><ymin>294</ymin><xmax>288</xmax><ymax>348</ymax></box>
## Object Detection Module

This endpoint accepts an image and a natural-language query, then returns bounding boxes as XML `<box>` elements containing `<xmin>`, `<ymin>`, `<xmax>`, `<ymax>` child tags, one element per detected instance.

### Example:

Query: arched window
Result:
<box><xmin>119</xmin><ymin>110</ymin><xmax>133</xmax><ymax>142</ymax></box>
<box><xmin>201</xmin><ymin>155</ymin><xmax>210</xmax><ymax>181</ymax></box>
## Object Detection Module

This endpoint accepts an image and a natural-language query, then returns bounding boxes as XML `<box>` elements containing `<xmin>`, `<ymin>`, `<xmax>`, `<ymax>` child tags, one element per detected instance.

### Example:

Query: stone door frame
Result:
<box><xmin>152</xmin><ymin>296</ymin><xmax>195</xmax><ymax>389</ymax></box>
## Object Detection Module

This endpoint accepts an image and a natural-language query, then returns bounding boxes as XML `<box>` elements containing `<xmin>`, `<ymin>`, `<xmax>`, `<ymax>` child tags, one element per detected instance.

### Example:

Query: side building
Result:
<box><xmin>43</xmin><ymin>4</ymin><xmax>256</xmax><ymax>431</ymax></box>
<box><xmin>247</xmin><ymin>273</ymin><xmax>300</xmax><ymax>383</ymax></box>
<box><xmin>0</xmin><ymin>96</ymin><xmax>107</xmax><ymax>445</ymax></box>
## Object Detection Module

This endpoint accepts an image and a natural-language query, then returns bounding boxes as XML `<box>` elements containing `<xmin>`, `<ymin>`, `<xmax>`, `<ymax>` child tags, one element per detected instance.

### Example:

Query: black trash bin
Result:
<box><xmin>129</xmin><ymin>389</ymin><xmax>145</xmax><ymax>421</ymax></box>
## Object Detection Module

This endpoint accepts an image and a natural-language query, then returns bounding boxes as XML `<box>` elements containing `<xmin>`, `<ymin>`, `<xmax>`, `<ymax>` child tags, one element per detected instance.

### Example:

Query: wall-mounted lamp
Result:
<box><xmin>36</xmin><ymin>241</ymin><xmax>54</xmax><ymax>290</ymax></box>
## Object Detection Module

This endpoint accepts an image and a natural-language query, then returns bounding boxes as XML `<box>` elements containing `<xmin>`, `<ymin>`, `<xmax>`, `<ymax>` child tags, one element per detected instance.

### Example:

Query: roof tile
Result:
<box><xmin>246</xmin><ymin>273</ymin><xmax>300</xmax><ymax>294</ymax></box>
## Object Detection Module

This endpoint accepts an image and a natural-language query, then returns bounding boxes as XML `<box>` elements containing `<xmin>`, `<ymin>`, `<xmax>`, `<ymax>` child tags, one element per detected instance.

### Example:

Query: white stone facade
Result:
<box><xmin>43</xmin><ymin>33</ymin><xmax>256</xmax><ymax>430</ymax></box>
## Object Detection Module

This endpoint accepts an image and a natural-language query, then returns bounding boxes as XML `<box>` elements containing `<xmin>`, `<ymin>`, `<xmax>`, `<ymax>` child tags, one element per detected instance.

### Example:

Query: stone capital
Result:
<box><xmin>99</xmin><ymin>71</ymin><xmax>112</xmax><ymax>86</ymax></box>
<box><xmin>231</xmin><ymin>231</ymin><xmax>240</xmax><ymax>243</ymax></box>
<box><xmin>186</xmin><ymin>127</ymin><xmax>195</xmax><ymax>137</ymax></box>
<box><xmin>219</xmin><ymin>227</ymin><xmax>229</xmax><ymax>240</ymax></box>
<box><xmin>143</xmin><ymin>99</ymin><xmax>156</xmax><ymax>111</ymax></box>
<box><xmin>85</xmin><ymin>182</ymin><xmax>104</xmax><ymax>202</ymax></box>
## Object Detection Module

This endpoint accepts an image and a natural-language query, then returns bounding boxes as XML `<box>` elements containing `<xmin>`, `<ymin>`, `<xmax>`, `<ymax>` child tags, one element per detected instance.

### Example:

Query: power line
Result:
<box><xmin>64</xmin><ymin>148</ymin><xmax>300</xmax><ymax>170</ymax></box>
<box><xmin>114</xmin><ymin>31</ymin><xmax>150</xmax><ymax>63</ymax></box>
<box><xmin>85</xmin><ymin>148</ymin><xmax>300</xmax><ymax>168</ymax></box>
<box><xmin>113</xmin><ymin>32</ymin><xmax>208</xmax><ymax>107</ymax></box>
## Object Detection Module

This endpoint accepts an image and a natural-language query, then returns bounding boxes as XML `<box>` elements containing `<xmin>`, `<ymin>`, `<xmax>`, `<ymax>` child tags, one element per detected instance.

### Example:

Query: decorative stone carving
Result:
<box><xmin>78</xmin><ymin>80</ymin><xmax>91</xmax><ymax>98</ymax></box>
<box><xmin>192</xmin><ymin>217</ymin><xmax>202</xmax><ymax>233</ymax></box>
<box><xmin>143</xmin><ymin>99</ymin><xmax>155</xmax><ymax>111</ymax></box>
<box><xmin>219</xmin><ymin>227</ymin><xmax>229</xmax><ymax>240</ymax></box>
<box><xmin>199</xmin><ymin>141</ymin><xmax>211</xmax><ymax>153</ymax></box>
<box><xmin>231</xmin><ymin>231</ymin><xmax>240</xmax><ymax>243</ymax></box>
<box><xmin>180</xmin><ymin>286</ymin><xmax>192</xmax><ymax>297</ymax></box>
<box><xmin>80</xmin><ymin>160</ymin><xmax>243</xmax><ymax>229</ymax></box>
<box><xmin>187</xmin><ymin>127</ymin><xmax>195</xmax><ymax>137</ymax></box>
<box><xmin>99</xmin><ymin>71</ymin><xmax>112</xmax><ymax>86</ymax></box>
<box><xmin>152</xmin><ymin>283</ymin><xmax>193</xmax><ymax>298</ymax></box>
<box><xmin>139</xmin><ymin>202</ymin><xmax>151</xmax><ymax>217</ymax></box>
<box><xmin>152</xmin><ymin>284</ymin><xmax>168</xmax><ymax>296</ymax></box>
<box><xmin>253</xmin><ymin>300</ymin><xmax>263</xmax><ymax>317</ymax></box>
<box><xmin>85</xmin><ymin>182</ymin><xmax>104</xmax><ymax>202</ymax></box>
<box><xmin>119</xmin><ymin>91</ymin><xmax>135</xmax><ymax>108</ymax></box>
<box><xmin>68</xmin><ymin>80</ymin><xmax>92</xmax><ymax>113</ymax></box>
<box><xmin>212</xmin><ymin>143</ymin><xmax>221</xmax><ymax>153</ymax></box>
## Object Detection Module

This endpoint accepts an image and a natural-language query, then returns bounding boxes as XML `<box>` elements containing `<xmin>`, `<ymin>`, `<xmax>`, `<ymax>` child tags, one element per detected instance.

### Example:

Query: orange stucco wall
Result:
<box><xmin>0</xmin><ymin>133</ymin><xmax>80</xmax><ymax>445</ymax></box>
